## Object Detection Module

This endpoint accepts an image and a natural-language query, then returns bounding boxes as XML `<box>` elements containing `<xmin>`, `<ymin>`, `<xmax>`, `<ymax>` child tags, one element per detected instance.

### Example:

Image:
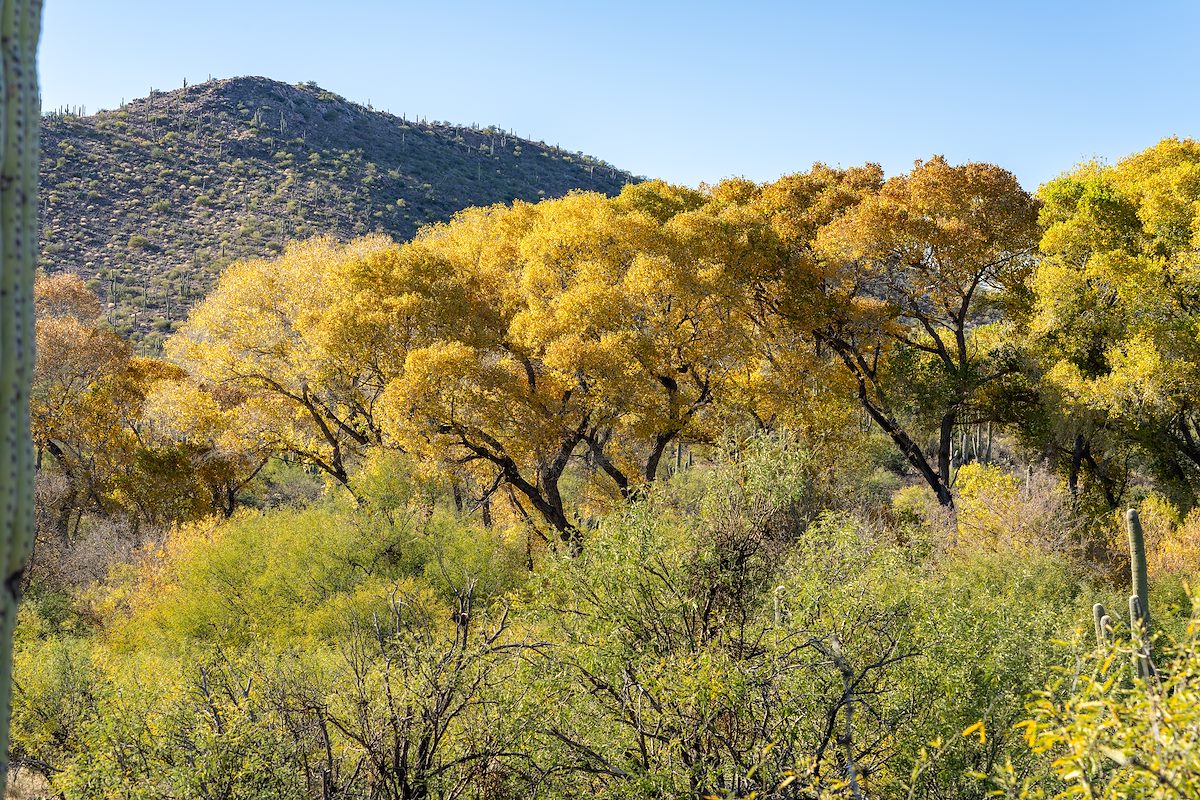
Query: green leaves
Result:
<box><xmin>1029</xmin><ymin>137</ymin><xmax>1200</xmax><ymax>502</ymax></box>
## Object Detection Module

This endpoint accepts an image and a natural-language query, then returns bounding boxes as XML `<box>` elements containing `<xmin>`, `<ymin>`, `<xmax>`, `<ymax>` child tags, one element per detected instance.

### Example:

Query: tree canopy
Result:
<box><xmin>1031</xmin><ymin>138</ymin><xmax>1200</xmax><ymax>505</ymax></box>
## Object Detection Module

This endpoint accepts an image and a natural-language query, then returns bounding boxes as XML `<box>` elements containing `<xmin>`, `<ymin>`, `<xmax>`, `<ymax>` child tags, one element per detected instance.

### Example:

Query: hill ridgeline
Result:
<box><xmin>40</xmin><ymin>76</ymin><xmax>636</xmax><ymax>346</ymax></box>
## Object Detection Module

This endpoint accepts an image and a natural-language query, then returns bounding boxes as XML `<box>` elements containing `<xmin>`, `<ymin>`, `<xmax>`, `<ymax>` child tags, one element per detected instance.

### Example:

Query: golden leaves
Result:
<box><xmin>34</xmin><ymin>272</ymin><xmax>102</xmax><ymax>322</ymax></box>
<box><xmin>1032</xmin><ymin>138</ymin><xmax>1200</xmax><ymax>445</ymax></box>
<box><xmin>157</xmin><ymin>156</ymin><xmax>1048</xmax><ymax>521</ymax></box>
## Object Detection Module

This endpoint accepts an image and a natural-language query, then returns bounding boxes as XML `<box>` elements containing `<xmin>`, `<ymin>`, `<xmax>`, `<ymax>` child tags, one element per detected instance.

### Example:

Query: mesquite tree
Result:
<box><xmin>0</xmin><ymin>0</ymin><xmax>42</xmax><ymax>785</ymax></box>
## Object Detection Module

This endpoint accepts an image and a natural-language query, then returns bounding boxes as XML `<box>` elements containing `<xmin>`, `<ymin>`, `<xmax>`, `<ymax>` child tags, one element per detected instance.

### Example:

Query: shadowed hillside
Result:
<box><xmin>39</xmin><ymin>76</ymin><xmax>635</xmax><ymax>347</ymax></box>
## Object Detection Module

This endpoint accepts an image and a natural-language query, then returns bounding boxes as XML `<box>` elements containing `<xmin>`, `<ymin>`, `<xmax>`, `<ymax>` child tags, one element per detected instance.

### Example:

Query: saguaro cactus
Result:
<box><xmin>1129</xmin><ymin>595</ymin><xmax>1153</xmax><ymax>679</ymax></box>
<box><xmin>0</xmin><ymin>0</ymin><xmax>42</xmax><ymax>786</ymax></box>
<box><xmin>1120</xmin><ymin>509</ymin><xmax>1154</xmax><ymax>679</ymax></box>
<box><xmin>1089</xmin><ymin>510</ymin><xmax>1156</xmax><ymax>679</ymax></box>
<box><xmin>1092</xmin><ymin>602</ymin><xmax>1112</xmax><ymax>646</ymax></box>
<box><xmin>1127</xmin><ymin>508</ymin><xmax>1150</xmax><ymax>635</ymax></box>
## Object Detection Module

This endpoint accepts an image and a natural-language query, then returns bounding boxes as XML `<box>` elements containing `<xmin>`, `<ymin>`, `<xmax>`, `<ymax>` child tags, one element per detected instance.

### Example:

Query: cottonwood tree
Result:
<box><xmin>33</xmin><ymin>276</ymin><xmax>263</xmax><ymax>529</ymax></box>
<box><xmin>1030</xmin><ymin>138</ymin><xmax>1200</xmax><ymax>503</ymax></box>
<box><xmin>702</xmin><ymin>168</ymin><xmax>884</xmax><ymax>445</ymax></box>
<box><xmin>32</xmin><ymin>278</ymin><xmax>131</xmax><ymax>535</ymax></box>
<box><xmin>376</xmin><ymin>186</ymin><xmax>754</xmax><ymax>547</ymax></box>
<box><xmin>138</xmin><ymin>378</ymin><xmax>270</xmax><ymax>518</ymax></box>
<box><xmin>755</xmin><ymin>159</ymin><xmax>1039</xmax><ymax>506</ymax></box>
<box><xmin>168</xmin><ymin>236</ymin><xmax>397</xmax><ymax>490</ymax></box>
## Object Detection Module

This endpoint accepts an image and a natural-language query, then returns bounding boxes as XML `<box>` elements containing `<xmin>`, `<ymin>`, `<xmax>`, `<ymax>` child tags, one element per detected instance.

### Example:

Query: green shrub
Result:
<box><xmin>989</xmin><ymin>601</ymin><xmax>1200</xmax><ymax>798</ymax></box>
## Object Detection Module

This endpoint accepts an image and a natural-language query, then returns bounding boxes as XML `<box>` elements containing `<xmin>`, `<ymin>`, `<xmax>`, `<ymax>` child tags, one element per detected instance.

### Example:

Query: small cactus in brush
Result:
<box><xmin>1127</xmin><ymin>508</ymin><xmax>1150</xmax><ymax>635</ymax></box>
<box><xmin>1088</xmin><ymin>509</ymin><xmax>1155</xmax><ymax>679</ymax></box>
<box><xmin>1093</xmin><ymin>603</ymin><xmax>1113</xmax><ymax>646</ymax></box>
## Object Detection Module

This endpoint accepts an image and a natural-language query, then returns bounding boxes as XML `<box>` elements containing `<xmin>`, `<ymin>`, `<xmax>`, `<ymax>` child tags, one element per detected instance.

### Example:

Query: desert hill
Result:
<box><xmin>40</xmin><ymin>76</ymin><xmax>635</xmax><ymax>347</ymax></box>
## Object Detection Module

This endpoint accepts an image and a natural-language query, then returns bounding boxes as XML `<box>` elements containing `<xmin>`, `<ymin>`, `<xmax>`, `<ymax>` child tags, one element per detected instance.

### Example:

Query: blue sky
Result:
<box><xmin>41</xmin><ymin>0</ymin><xmax>1200</xmax><ymax>190</ymax></box>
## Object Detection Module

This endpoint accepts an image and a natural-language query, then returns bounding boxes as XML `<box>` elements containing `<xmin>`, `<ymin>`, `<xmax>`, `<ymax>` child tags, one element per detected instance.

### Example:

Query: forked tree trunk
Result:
<box><xmin>825</xmin><ymin>335</ymin><xmax>955</xmax><ymax>507</ymax></box>
<box><xmin>0</xmin><ymin>0</ymin><xmax>42</xmax><ymax>785</ymax></box>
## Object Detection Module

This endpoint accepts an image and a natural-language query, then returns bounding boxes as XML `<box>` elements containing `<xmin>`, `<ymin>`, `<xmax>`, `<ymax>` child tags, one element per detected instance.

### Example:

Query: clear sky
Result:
<box><xmin>40</xmin><ymin>0</ymin><xmax>1200</xmax><ymax>190</ymax></box>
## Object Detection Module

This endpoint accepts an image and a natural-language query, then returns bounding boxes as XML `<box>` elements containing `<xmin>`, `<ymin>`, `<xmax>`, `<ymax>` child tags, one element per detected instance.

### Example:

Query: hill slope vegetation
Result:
<box><xmin>39</xmin><ymin>76</ymin><xmax>634</xmax><ymax>346</ymax></box>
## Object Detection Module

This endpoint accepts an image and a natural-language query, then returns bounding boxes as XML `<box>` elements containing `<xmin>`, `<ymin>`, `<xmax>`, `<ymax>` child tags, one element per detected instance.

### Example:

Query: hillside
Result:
<box><xmin>39</xmin><ymin>76</ymin><xmax>635</xmax><ymax>348</ymax></box>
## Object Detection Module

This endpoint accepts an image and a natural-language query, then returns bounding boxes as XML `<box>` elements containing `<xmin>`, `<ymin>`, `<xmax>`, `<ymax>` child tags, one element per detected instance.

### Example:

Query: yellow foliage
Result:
<box><xmin>1033</xmin><ymin>139</ymin><xmax>1200</xmax><ymax>495</ymax></box>
<box><xmin>167</xmin><ymin>236</ymin><xmax>398</xmax><ymax>486</ymax></box>
<box><xmin>954</xmin><ymin>463</ymin><xmax>1083</xmax><ymax>555</ymax></box>
<box><xmin>1130</xmin><ymin>495</ymin><xmax>1200</xmax><ymax>578</ymax></box>
<box><xmin>31</xmin><ymin>274</ymin><xmax>272</xmax><ymax>524</ymax></box>
<box><xmin>34</xmin><ymin>271</ymin><xmax>102</xmax><ymax>322</ymax></box>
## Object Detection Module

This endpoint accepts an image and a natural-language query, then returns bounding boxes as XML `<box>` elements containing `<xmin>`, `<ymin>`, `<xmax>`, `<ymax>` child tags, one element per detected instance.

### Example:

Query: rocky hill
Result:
<box><xmin>40</xmin><ymin>76</ymin><xmax>636</xmax><ymax>348</ymax></box>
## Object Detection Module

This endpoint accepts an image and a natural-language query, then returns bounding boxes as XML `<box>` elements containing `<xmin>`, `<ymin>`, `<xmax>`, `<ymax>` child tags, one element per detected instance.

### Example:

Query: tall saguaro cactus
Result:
<box><xmin>0</xmin><ymin>0</ymin><xmax>42</xmax><ymax>786</ymax></box>
<box><xmin>1125</xmin><ymin>509</ymin><xmax>1154</xmax><ymax>679</ymax></box>
<box><xmin>1089</xmin><ymin>510</ymin><xmax>1156</xmax><ymax>680</ymax></box>
<box><xmin>1126</xmin><ymin>508</ymin><xmax>1150</xmax><ymax>634</ymax></box>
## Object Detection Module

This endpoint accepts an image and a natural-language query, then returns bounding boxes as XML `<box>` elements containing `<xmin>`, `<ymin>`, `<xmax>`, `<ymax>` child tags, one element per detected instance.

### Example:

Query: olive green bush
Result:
<box><xmin>7</xmin><ymin>434</ymin><xmax>1173</xmax><ymax>798</ymax></box>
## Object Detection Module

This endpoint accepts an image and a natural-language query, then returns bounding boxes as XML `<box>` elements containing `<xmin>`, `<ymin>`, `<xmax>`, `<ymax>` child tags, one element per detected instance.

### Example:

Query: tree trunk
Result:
<box><xmin>938</xmin><ymin>411</ymin><xmax>956</xmax><ymax>489</ymax></box>
<box><xmin>643</xmin><ymin>431</ymin><xmax>677</xmax><ymax>483</ymax></box>
<box><xmin>859</xmin><ymin>395</ymin><xmax>953</xmax><ymax>507</ymax></box>
<box><xmin>1081</xmin><ymin>442</ymin><xmax>1121</xmax><ymax>510</ymax></box>
<box><xmin>827</xmin><ymin>336</ymin><xmax>954</xmax><ymax>507</ymax></box>
<box><xmin>1068</xmin><ymin>434</ymin><xmax>1084</xmax><ymax>503</ymax></box>
<box><xmin>539</xmin><ymin>466</ymin><xmax>582</xmax><ymax>554</ymax></box>
<box><xmin>43</xmin><ymin>440</ymin><xmax>79</xmax><ymax>545</ymax></box>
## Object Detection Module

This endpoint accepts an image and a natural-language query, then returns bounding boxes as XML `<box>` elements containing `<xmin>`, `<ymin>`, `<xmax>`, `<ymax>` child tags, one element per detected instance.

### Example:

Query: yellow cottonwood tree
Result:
<box><xmin>138</xmin><ymin>378</ymin><xmax>270</xmax><ymax>518</ymax></box>
<box><xmin>375</xmin><ymin>195</ymin><xmax>636</xmax><ymax>544</ymax></box>
<box><xmin>370</xmin><ymin>185</ymin><xmax>758</xmax><ymax>544</ymax></box>
<box><xmin>33</xmin><ymin>272</ymin><xmax>101</xmax><ymax>322</ymax></box>
<box><xmin>1032</xmin><ymin>138</ymin><xmax>1200</xmax><ymax>501</ymax></box>
<box><xmin>32</xmin><ymin>295</ymin><xmax>129</xmax><ymax>457</ymax></box>
<box><xmin>167</xmin><ymin>236</ymin><xmax>397</xmax><ymax>489</ymax></box>
<box><xmin>34</xmin><ymin>276</ymin><xmax>259</xmax><ymax>529</ymax></box>
<box><xmin>751</xmin><ymin>159</ymin><xmax>1038</xmax><ymax>506</ymax></box>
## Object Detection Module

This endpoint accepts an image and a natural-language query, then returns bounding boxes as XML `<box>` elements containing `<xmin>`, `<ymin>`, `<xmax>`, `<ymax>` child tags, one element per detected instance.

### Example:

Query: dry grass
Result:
<box><xmin>5</xmin><ymin>769</ymin><xmax>50</xmax><ymax>800</ymax></box>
